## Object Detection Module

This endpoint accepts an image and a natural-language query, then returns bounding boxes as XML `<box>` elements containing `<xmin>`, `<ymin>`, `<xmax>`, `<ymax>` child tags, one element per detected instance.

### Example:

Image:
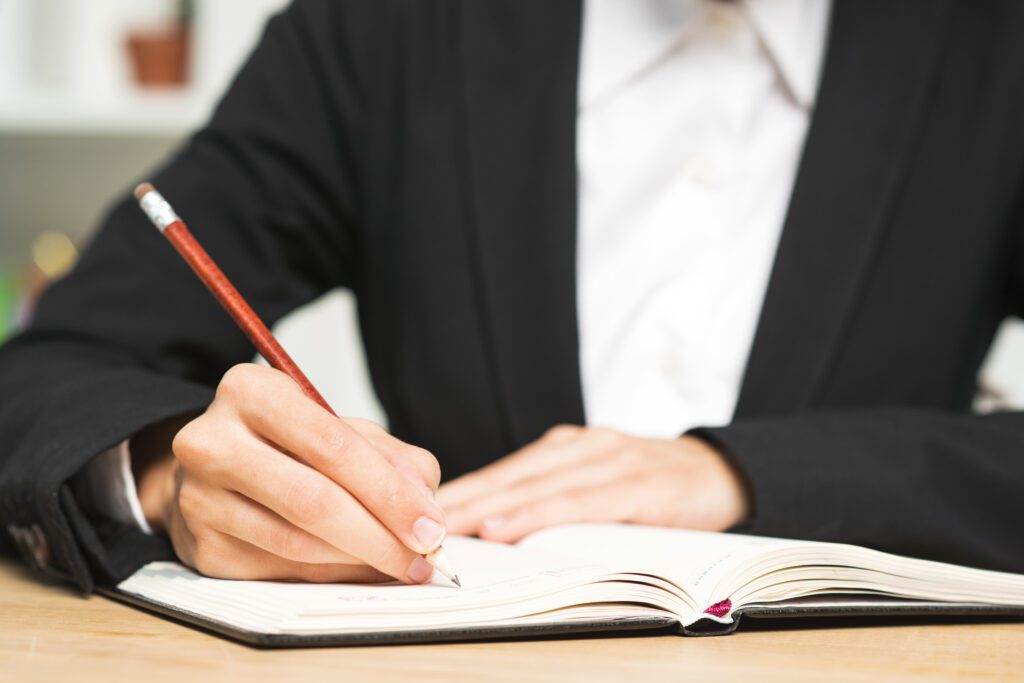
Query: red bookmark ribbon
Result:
<box><xmin>703</xmin><ymin>599</ymin><xmax>732</xmax><ymax>618</ymax></box>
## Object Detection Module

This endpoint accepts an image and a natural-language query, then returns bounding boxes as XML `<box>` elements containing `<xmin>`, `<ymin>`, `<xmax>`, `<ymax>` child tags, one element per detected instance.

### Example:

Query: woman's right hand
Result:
<box><xmin>132</xmin><ymin>363</ymin><xmax>446</xmax><ymax>584</ymax></box>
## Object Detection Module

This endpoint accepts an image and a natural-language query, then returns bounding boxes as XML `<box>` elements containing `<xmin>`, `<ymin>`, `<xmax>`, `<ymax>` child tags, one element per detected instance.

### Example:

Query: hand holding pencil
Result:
<box><xmin>131</xmin><ymin>183</ymin><xmax>460</xmax><ymax>587</ymax></box>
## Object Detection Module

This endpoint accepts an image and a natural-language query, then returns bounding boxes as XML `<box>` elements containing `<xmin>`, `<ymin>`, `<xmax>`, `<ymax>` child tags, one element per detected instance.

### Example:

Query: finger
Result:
<box><xmin>189</xmin><ymin>530</ymin><xmax>392</xmax><ymax>583</ymax></box>
<box><xmin>221</xmin><ymin>365</ymin><xmax>447</xmax><ymax>554</ymax></box>
<box><xmin>166</xmin><ymin>472</ymin><xmax>199</xmax><ymax>568</ymax></box>
<box><xmin>199</xmin><ymin>484</ymin><xmax>365</xmax><ymax>565</ymax></box>
<box><xmin>224</xmin><ymin>443</ymin><xmax>434</xmax><ymax>583</ymax></box>
<box><xmin>347</xmin><ymin>418</ymin><xmax>442</xmax><ymax>494</ymax></box>
<box><xmin>445</xmin><ymin>455</ymin><xmax>635</xmax><ymax>535</ymax></box>
<box><xmin>175</xmin><ymin>424</ymin><xmax>433</xmax><ymax>583</ymax></box>
<box><xmin>437</xmin><ymin>425</ymin><xmax>610</xmax><ymax>510</ymax></box>
<box><xmin>437</xmin><ymin>426</ymin><xmax>583</xmax><ymax>508</ymax></box>
<box><xmin>476</xmin><ymin>480</ymin><xmax>646</xmax><ymax>543</ymax></box>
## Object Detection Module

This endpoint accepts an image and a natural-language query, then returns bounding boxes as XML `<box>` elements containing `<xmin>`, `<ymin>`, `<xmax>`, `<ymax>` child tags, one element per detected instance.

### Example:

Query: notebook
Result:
<box><xmin>100</xmin><ymin>523</ymin><xmax>1024</xmax><ymax>647</ymax></box>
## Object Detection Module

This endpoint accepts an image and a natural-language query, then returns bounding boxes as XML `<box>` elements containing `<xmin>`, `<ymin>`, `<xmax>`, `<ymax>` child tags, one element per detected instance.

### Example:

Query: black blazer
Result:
<box><xmin>2</xmin><ymin>0</ymin><xmax>1024</xmax><ymax>591</ymax></box>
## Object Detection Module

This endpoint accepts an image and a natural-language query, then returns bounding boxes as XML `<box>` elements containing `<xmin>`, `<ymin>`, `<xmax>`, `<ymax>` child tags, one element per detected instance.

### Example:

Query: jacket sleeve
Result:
<box><xmin>0</xmin><ymin>0</ymin><xmax>366</xmax><ymax>591</ymax></box>
<box><xmin>689</xmin><ymin>175</ymin><xmax>1024</xmax><ymax>577</ymax></box>
<box><xmin>691</xmin><ymin>407</ymin><xmax>1024</xmax><ymax>574</ymax></box>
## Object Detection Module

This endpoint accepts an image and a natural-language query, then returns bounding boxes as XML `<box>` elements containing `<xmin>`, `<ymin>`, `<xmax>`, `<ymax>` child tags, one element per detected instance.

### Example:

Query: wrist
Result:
<box><xmin>134</xmin><ymin>454</ymin><xmax>178</xmax><ymax>534</ymax></box>
<box><xmin>679</xmin><ymin>435</ymin><xmax>751</xmax><ymax>529</ymax></box>
<box><xmin>130</xmin><ymin>414</ymin><xmax>195</xmax><ymax>534</ymax></box>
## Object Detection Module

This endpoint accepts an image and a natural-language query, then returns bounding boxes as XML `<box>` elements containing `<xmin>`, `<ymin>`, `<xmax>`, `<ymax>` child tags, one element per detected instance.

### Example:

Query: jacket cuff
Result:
<box><xmin>0</xmin><ymin>370</ymin><xmax>212</xmax><ymax>592</ymax></box>
<box><xmin>73</xmin><ymin>440</ymin><xmax>154</xmax><ymax>535</ymax></box>
<box><xmin>687</xmin><ymin>416</ymin><xmax>849</xmax><ymax>541</ymax></box>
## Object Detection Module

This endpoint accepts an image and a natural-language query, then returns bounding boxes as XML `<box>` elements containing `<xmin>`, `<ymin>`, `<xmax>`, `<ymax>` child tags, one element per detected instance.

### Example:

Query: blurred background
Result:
<box><xmin>0</xmin><ymin>0</ymin><xmax>386</xmax><ymax>423</ymax></box>
<box><xmin>1</xmin><ymin>0</ymin><xmax>1023</xmax><ymax>417</ymax></box>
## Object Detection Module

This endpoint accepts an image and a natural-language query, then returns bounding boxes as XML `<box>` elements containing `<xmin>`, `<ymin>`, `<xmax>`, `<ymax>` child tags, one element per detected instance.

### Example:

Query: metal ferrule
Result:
<box><xmin>138</xmin><ymin>190</ymin><xmax>181</xmax><ymax>232</ymax></box>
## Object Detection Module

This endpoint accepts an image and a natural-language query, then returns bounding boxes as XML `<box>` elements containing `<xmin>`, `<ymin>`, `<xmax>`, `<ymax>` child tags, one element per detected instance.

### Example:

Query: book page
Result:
<box><xmin>517</xmin><ymin>523</ymin><xmax>799</xmax><ymax>608</ymax></box>
<box><xmin>116</xmin><ymin>535</ymin><xmax>676</xmax><ymax>635</ymax></box>
<box><xmin>518</xmin><ymin>524</ymin><xmax>1024</xmax><ymax>613</ymax></box>
<box><xmin>119</xmin><ymin>523</ymin><xmax>1024</xmax><ymax>637</ymax></box>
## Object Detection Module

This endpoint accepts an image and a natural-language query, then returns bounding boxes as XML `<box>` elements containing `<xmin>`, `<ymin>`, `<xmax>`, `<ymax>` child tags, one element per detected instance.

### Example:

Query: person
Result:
<box><xmin>2</xmin><ymin>0</ymin><xmax>1024</xmax><ymax>593</ymax></box>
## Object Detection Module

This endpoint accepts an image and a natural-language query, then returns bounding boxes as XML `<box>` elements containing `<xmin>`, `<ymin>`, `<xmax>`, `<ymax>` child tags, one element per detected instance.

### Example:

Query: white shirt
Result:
<box><xmin>578</xmin><ymin>0</ymin><xmax>829</xmax><ymax>435</ymax></box>
<box><xmin>76</xmin><ymin>0</ymin><xmax>832</xmax><ymax>530</ymax></box>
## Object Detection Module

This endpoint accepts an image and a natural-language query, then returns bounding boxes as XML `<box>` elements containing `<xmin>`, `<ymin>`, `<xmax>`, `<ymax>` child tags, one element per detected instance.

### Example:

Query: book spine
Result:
<box><xmin>678</xmin><ymin>616</ymin><xmax>742</xmax><ymax>636</ymax></box>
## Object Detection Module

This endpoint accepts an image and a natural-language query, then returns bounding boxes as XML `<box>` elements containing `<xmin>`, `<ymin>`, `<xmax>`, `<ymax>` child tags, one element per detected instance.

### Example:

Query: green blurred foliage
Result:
<box><xmin>0</xmin><ymin>271</ymin><xmax>15</xmax><ymax>342</ymax></box>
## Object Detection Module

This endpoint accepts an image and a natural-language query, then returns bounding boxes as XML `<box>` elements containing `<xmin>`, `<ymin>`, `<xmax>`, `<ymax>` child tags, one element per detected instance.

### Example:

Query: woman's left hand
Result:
<box><xmin>436</xmin><ymin>425</ymin><xmax>750</xmax><ymax>543</ymax></box>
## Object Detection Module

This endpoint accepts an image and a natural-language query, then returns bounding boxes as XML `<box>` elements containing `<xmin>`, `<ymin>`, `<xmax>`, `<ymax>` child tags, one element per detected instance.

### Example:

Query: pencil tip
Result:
<box><xmin>452</xmin><ymin>575</ymin><xmax>462</xmax><ymax>588</ymax></box>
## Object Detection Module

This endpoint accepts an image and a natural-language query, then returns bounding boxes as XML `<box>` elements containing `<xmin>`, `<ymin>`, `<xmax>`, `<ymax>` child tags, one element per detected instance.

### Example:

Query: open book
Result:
<box><xmin>103</xmin><ymin>524</ymin><xmax>1024</xmax><ymax>646</ymax></box>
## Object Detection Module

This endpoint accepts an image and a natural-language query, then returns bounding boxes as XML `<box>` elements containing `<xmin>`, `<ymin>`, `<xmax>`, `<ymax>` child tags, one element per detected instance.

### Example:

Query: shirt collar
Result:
<box><xmin>580</xmin><ymin>0</ymin><xmax>832</xmax><ymax>110</ymax></box>
<box><xmin>745</xmin><ymin>0</ymin><xmax>831</xmax><ymax>109</ymax></box>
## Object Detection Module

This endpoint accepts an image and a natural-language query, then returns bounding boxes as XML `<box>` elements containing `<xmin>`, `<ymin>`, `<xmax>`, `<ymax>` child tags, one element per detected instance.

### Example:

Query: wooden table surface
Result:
<box><xmin>2</xmin><ymin>558</ymin><xmax>1022</xmax><ymax>683</ymax></box>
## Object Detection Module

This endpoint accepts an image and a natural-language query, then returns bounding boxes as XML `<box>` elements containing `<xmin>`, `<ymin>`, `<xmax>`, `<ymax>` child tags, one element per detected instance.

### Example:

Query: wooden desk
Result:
<box><xmin>2</xmin><ymin>559</ymin><xmax>1021</xmax><ymax>683</ymax></box>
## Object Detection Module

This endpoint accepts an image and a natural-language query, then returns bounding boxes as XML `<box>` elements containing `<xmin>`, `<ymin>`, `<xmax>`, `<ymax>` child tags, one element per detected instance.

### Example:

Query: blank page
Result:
<box><xmin>116</xmin><ymin>535</ymin><xmax>658</xmax><ymax>635</ymax></box>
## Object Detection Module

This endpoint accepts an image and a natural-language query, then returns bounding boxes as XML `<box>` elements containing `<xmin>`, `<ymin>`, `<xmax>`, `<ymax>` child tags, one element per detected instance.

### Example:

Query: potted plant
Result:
<box><xmin>125</xmin><ymin>0</ymin><xmax>194</xmax><ymax>88</ymax></box>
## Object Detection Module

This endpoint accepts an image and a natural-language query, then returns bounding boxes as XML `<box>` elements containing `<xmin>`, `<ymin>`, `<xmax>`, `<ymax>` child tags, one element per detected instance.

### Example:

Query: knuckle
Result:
<box><xmin>176</xmin><ymin>481</ymin><xmax>204</xmax><ymax>520</ymax></box>
<box><xmin>218</xmin><ymin>364</ymin><xmax>262</xmax><ymax>401</ymax></box>
<box><xmin>374</xmin><ymin>472</ymin><xmax>404</xmax><ymax>511</ymax></box>
<box><xmin>588</xmin><ymin>426</ymin><xmax>624</xmax><ymax>448</ymax></box>
<box><xmin>171</xmin><ymin>420</ymin><xmax>203</xmax><ymax>463</ymax></box>
<box><xmin>287</xmin><ymin>481</ymin><xmax>335</xmax><ymax>527</ymax></box>
<box><xmin>406</xmin><ymin>446</ymin><xmax>441</xmax><ymax>487</ymax></box>
<box><xmin>190</xmin><ymin>536</ymin><xmax>222</xmax><ymax>576</ymax></box>
<box><xmin>424</xmin><ymin>455</ymin><xmax>442</xmax><ymax>488</ymax></box>
<box><xmin>544</xmin><ymin>424</ymin><xmax>578</xmax><ymax>441</ymax></box>
<box><xmin>315</xmin><ymin>423</ymin><xmax>351</xmax><ymax>463</ymax></box>
<box><xmin>277</xmin><ymin>525</ymin><xmax>311</xmax><ymax>561</ymax></box>
<box><xmin>347</xmin><ymin>417</ymin><xmax>386</xmax><ymax>437</ymax></box>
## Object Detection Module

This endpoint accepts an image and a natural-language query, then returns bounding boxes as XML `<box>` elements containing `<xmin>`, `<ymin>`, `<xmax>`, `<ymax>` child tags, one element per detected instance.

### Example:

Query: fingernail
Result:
<box><xmin>413</xmin><ymin>516</ymin><xmax>445</xmax><ymax>552</ymax></box>
<box><xmin>406</xmin><ymin>556</ymin><xmax>434</xmax><ymax>584</ymax></box>
<box><xmin>483</xmin><ymin>516</ymin><xmax>507</xmax><ymax>531</ymax></box>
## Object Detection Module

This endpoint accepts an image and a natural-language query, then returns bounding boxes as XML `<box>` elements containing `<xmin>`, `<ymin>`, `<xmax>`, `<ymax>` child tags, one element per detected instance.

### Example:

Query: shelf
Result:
<box><xmin>0</xmin><ymin>0</ymin><xmax>292</xmax><ymax>138</ymax></box>
<box><xmin>0</xmin><ymin>88</ymin><xmax>213</xmax><ymax>137</ymax></box>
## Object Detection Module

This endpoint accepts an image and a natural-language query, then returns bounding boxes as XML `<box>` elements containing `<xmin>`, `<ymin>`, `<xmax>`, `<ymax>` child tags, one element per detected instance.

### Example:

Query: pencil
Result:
<box><xmin>133</xmin><ymin>182</ymin><xmax>460</xmax><ymax>588</ymax></box>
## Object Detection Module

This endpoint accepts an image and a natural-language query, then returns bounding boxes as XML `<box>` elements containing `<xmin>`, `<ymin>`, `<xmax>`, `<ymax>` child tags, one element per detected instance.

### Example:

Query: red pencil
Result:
<box><xmin>133</xmin><ymin>182</ymin><xmax>334</xmax><ymax>414</ymax></box>
<box><xmin>133</xmin><ymin>182</ymin><xmax>461</xmax><ymax>587</ymax></box>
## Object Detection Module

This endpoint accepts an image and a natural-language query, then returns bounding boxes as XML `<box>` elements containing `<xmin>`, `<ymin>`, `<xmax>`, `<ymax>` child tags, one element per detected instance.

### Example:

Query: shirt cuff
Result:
<box><xmin>72</xmin><ymin>441</ymin><xmax>154</xmax><ymax>535</ymax></box>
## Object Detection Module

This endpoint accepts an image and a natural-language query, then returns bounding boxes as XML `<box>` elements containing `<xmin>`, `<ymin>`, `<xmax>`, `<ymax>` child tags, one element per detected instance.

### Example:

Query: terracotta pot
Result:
<box><xmin>126</xmin><ymin>26</ymin><xmax>190</xmax><ymax>87</ymax></box>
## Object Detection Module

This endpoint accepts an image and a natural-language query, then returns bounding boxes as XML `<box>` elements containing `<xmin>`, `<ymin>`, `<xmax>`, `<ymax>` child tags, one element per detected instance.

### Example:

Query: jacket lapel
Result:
<box><xmin>458</xmin><ymin>0</ymin><xmax>585</xmax><ymax>447</ymax></box>
<box><xmin>734</xmin><ymin>0</ymin><xmax>955</xmax><ymax>418</ymax></box>
<box><xmin>458</xmin><ymin>0</ymin><xmax>955</xmax><ymax>440</ymax></box>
